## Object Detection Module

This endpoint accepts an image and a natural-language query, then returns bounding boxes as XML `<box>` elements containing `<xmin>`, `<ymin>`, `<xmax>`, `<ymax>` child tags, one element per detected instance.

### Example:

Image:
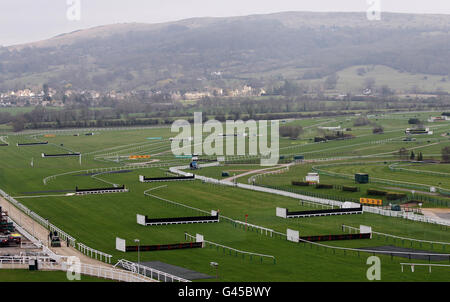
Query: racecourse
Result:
<box><xmin>0</xmin><ymin>112</ymin><xmax>449</xmax><ymax>281</ymax></box>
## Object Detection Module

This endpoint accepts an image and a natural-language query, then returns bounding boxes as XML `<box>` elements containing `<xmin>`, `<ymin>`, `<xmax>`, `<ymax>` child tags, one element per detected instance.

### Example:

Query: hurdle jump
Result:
<box><xmin>139</xmin><ymin>175</ymin><xmax>195</xmax><ymax>183</ymax></box>
<box><xmin>276</xmin><ymin>205</ymin><xmax>363</xmax><ymax>219</ymax></box>
<box><xmin>115</xmin><ymin>236</ymin><xmax>204</xmax><ymax>252</ymax></box>
<box><xmin>137</xmin><ymin>210</ymin><xmax>219</xmax><ymax>226</ymax></box>
<box><xmin>286</xmin><ymin>225</ymin><xmax>372</xmax><ymax>243</ymax></box>
<box><xmin>42</xmin><ymin>153</ymin><xmax>81</xmax><ymax>158</ymax></box>
<box><xmin>300</xmin><ymin>233</ymin><xmax>371</xmax><ymax>242</ymax></box>
<box><xmin>17</xmin><ymin>141</ymin><xmax>48</xmax><ymax>146</ymax></box>
<box><xmin>75</xmin><ymin>185</ymin><xmax>128</xmax><ymax>195</ymax></box>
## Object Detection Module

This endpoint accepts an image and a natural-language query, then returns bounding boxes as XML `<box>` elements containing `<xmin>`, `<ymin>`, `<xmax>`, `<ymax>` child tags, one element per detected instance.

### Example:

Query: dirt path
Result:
<box><xmin>421</xmin><ymin>208</ymin><xmax>450</xmax><ymax>223</ymax></box>
<box><xmin>0</xmin><ymin>197</ymin><xmax>112</xmax><ymax>267</ymax></box>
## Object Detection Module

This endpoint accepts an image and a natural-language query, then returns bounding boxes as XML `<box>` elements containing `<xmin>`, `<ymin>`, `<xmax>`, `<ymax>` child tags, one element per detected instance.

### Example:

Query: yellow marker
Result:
<box><xmin>360</xmin><ymin>198</ymin><xmax>382</xmax><ymax>205</ymax></box>
<box><xmin>129</xmin><ymin>155</ymin><xmax>151</xmax><ymax>159</ymax></box>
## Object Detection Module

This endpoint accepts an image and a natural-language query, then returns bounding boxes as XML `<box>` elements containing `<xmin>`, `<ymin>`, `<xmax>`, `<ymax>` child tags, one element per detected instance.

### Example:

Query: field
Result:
<box><xmin>0</xmin><ymin>269</ymin><xmax>113</xmax><ymax>282</ymax></box>
<box><xmin>240</xmin><ymin>64</ymin><xmax>450</xmax><ymax>94</ymax></box>
<box><xmin>0</xmin><ymin>112</ymin><xmax>449</xmax><ymax>282</ymax></box>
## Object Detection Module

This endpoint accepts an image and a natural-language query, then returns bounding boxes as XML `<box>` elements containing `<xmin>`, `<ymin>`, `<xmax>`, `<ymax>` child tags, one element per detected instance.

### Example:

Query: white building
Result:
<box><xmin>428</xmin><ymin>116</ymin><xmax>449</xmax><ymax>122</ymax></box>
<box><xmin>318</xmin><ymin>125</ymin><xmax>341</xmax><ymax>131</ymax></box>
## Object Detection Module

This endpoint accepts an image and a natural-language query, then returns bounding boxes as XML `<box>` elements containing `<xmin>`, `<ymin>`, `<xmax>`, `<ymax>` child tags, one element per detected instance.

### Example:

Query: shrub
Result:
<box><xmin>372</xmin><ymin>126</ymin><xmax>384</xmax><ymax>134</ymax></box>
<box><xmin>442</xmin><ymin>147</ymin><xmax>450</xmax><ymax>163</ymax></box>
<box><xmin>292</xmin><ymin>181</ymin><xmax>309</xmax><ymax>186</ymax></box>
<box><xmin>386</xmin><ymin>192</ymin><xmax>407</xmax><ymax>200</ymax></box>
<box><xmin>342</xmin><ymin>186</ymin><xmax>358</xmax><ymax>192</ymax></box>
<box><xmin>280</xmin><ymin>125</ymin><xmax>304</xmax><ymax>140</ymax></box>
<box><xmin>367</xmin><ymin>189</ymin><xmax>387</xmax><ymax>196</ymax></box>
<box><xmin>353</xmin><ymin>116</ymin><xmax>370</xmax><ymax>126</ymax></box>
<box><xmin>314</xmin><ymin>137</ymin><xmax>327</xmax><ymax>142</ymax></box>
<box><xmin>408</xmin><ymin>118</ymin><xmax>421</xmax><ymax>124</ymax></box>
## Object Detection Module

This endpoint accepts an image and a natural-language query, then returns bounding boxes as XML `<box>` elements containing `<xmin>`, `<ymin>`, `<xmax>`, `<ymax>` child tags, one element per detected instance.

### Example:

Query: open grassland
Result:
<box><xmin>0</xmin><ymin>269</ymin><xmax>114</xmax><ymax>282</ymax></box>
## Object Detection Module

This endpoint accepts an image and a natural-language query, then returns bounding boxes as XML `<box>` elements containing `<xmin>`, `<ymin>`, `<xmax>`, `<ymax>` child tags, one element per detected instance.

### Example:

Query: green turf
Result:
<box><xmin>0</xmin><ymin>113</ymin><xmax>449</xmax><ymax>281</ymax></box>
<box><xmin>0</xmin><ymin>269</ymin><xmax>114</xmax><ymax>282</ymax></box>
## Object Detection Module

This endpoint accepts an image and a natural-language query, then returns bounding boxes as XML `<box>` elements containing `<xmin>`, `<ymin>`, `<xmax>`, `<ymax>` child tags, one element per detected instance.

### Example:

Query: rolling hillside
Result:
<box><xmin>0</xmin><ymin>11</ymin><xmax>449</xmax><ymax>92</ymax></box>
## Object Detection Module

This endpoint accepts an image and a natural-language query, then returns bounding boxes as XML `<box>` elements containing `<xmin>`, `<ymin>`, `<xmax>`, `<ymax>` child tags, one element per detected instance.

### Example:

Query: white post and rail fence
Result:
<box><xmin>0</xmin><ymin>188</ymin><xmax>112</xmax><ymax>264</ymax></box>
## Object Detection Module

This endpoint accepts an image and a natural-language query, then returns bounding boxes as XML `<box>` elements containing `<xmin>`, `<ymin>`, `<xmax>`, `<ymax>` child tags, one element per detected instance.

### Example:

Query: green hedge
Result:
<box><xmin>367</xmin><ymin>189</ymin><xmax>387</xmax><ymax>196</ymax></box>
<box><xmin>342</xmin><ymin>186</ymin><xmax>358</xmax><ymax>192</ymax></box>
<box><xmin>292</xmin><ymin>181</ymin><xmax>309</xmax><ymax>186</ymax></box>
<box><xmin>386</xmin><ymin>192</ymin><xmax>407</xmax><ymax>200</ymax></box>
<box><xmin>315</xmin><ymin>184</ymin><xmax>333</xmax><ymax>189</ymax></box>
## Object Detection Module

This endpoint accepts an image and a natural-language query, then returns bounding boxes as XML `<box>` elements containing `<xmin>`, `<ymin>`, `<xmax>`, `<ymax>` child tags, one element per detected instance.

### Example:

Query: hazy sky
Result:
<box><xmin>1</xmin><ymin>0</ymin><xmax>449</xmax><ymax>46</ymax></box>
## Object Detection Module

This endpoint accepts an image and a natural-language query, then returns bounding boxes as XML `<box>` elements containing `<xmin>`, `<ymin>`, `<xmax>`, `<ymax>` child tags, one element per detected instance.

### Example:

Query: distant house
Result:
<box><xmin>428</xmin><ymin>116</ymin><xmax>449</xmax><ymax>122</ymax></box>
<box><xmin>405</xmin><ymin>127</ymin><xmax>433</xmax><ymax>135</ymax></box>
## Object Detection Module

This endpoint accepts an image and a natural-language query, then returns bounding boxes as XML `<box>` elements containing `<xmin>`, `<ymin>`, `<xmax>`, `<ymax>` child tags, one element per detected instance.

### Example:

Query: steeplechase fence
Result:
<box><xmin>136</xmin><ymin>212</ymin><xmax>219</xmax><ymax>226</ymax></box>
<box><xmin>276</xmin><ymin>205</ymin><xmax>363</xmax><ymax>219</ymax></box>
<box><xmin>343</xmin><ymin>224</ymin><xmax>450</xmax><ymax>251</ymax></box>
<box><xmin>139</xmin><ymin>175</ymin><xmax>195</xmax><ymax>183</ymax></box>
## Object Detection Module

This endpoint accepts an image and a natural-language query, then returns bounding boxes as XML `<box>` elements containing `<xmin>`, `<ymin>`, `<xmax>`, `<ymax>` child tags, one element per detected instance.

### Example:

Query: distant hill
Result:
<box><xmin>0</xmin><ymin>11</ymin><xmax>449</xmax><ymax>92</ymax></box>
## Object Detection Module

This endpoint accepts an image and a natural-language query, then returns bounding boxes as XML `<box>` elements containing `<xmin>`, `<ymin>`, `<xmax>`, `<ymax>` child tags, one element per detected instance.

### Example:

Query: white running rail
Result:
<box><xmin>39</xmin><ymin>261</ymin><xmax>155</xmax><ymax>282</ymax></box>
<box><xmin>342</xmin><ymin>225</ymin><xmax>450</xmax><ymax>246</ymax></box>
<box><xmin>185</xmin><ymin>233</ymin><xmax>276</xmax><ymax>263</ymax></box>
<box><xmin>114</xmin><ymin>259</ymin><xmax>190</xmax><ymax>282</ymax></box>
<box><xmin>400</xmin><ymin>263</ymin><xmax>450</xmax><ymax>273</ymax></box>
<box><xmin>77</xmin><ymin>243</ymin><xmax>112</xmax><ymax>263</ymax></box>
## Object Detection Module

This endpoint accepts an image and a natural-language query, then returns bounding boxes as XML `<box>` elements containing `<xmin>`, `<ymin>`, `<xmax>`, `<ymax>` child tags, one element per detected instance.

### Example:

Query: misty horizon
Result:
<box><xmin>2</xmin><ymin>0</ymin><xmax>450</xmax><ymax>46</ymax></box>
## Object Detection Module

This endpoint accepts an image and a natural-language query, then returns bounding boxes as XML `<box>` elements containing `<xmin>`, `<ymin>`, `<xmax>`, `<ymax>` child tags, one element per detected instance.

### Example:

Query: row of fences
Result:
<box><xmin>270</xmin><ymin>229</ymin><xmax>450</xmax><ymax>263</ymax></box>
<box><xmin>400</xmin><ymin>263</ymin><xmax>450</xmax><ymax>273</ymax></box>
<box><xmin>225</xmin><ymin>157</ymin><xmax>294</xmax><ymax>165</ymax></box>
<box><xmin>260</xmin><ymin>182</ymin><xmax>439</xmax><ymax>209</ymax></box>
<box><xmin>145</xmin><ymin>183</ymin><xmax>276</xmax><ymax>237</ymax></box>
<box><xmin>43</xmin><ymin>161</ymin><xmax>182</xmax><ymax>185</ymax></box>
<box><xmin>362</xmin><ymin>206</ymin><xmax>450</xmax><ymax>226</ymax></box>
<box><xmin>77</xmin><ymin>243</ymin><xmax>112</xmax><ymax>263</ymax></box>
<box><xmin>278</xmin><ymin>136</ymin><xmax>398</xmax><ymax>154</ymax></box>
<box><xmin>171</xmin><ymin>165</ymin><xmax>450</xmax><ymax>227</ymax></box>
<box><xmin>407</xmin><ymin>194</ymin><xmax>450</xmax><ymax>207</ymax></box>
<box><xmin>248</xmin><ymin>161</ymin><xmax>304</xmax><ymax>184</ymax></box>
<box><xmin>389</xmin><ymin>163</ymin><xmax>450</xmax><ymax>196</ymax></box>
<box><xmin>85</xmin><ymin>141</ymin><xmax>160</xmax><ymax>156</ymax></box>
<box><xmin>13</xmin><ymin>124</ymin><xmax>170</xmax><ymax>137</ymax></box>
<box><xmin>92</xmin><ymin>140</ymin><xmax>170</xmax><ymax>159</ymax></box>
<box><xmin>0</xmin><ymin>188</ymin><xmax>112</xmax><ymax>263</ymax></box>
<box><xmin>256</xmin><ymin>184</ymin><xmax>450</xmax><ymax>226</ymax></box>
<box><xmin>311</xmin><ymin>162</ymin><xmax>450</xmax><ymax>207</ymax></box>
<box><xmin>257</xmin><ymin>183</ymin><xmax>361</xmax><ymax>204</ymax></box>
<box><xmin>0</xmin><ymin>256</ymin><xmax>63</xmax><ymax>269</ymax></box>
<box><xmin>39</xmin><ymin>260</ymin><xmax>154</xmax><ymax>282</ymax></box>
<box><xmin>184</xmin><ymin>233</ymin><xmax>276</xmax><ymax>264</ymax></box>
<box><xmin>343</xmin><ymin>225</ymin><xmax>450</xmax><ymax>252</ymax></box>
<box><xmin>248</xmin><ymin>166</ymin><xmax>291</xmax><ymax>184</ymax></box>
